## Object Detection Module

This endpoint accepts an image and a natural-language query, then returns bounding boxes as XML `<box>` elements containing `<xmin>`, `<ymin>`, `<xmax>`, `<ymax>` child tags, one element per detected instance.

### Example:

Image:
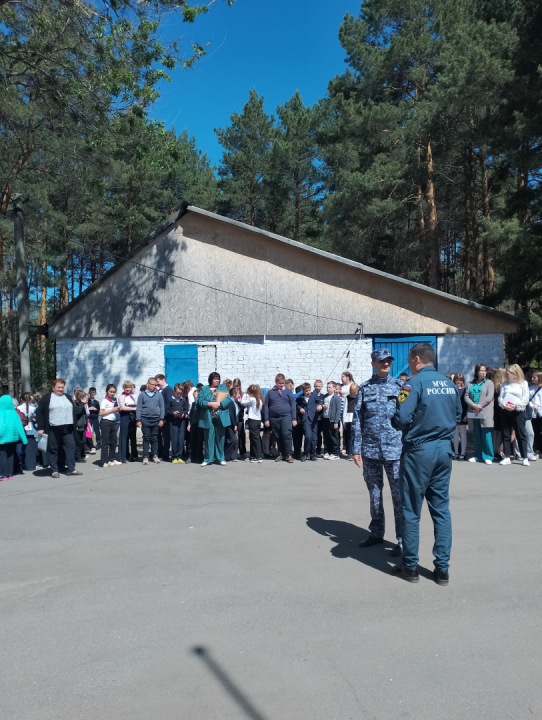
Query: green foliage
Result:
<box><xmin>0</xmin><ymin>0</ymin><xmax>227</xmax><ymax>391</ymax></box>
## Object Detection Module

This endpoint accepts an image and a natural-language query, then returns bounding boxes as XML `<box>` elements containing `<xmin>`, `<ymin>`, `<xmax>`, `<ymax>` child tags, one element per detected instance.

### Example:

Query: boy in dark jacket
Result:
<box><xmin>293</xmin><ymin>385</ymin><xmax>305</xmax><ymax>459</ymax></box>
<box><xmin>296</xmin><ymin>383</ymin><xmax>323</xmax><ymax>461</ymax></box>
<box><xmin>165</xmin><ymin>383</ymin><xmax>188</xmax><ymax>463</ymax></box>
<box><xmin>263</xmin><ymin>373</ymin><xmax>297</xmax><ymax>463</ymax></box>
<box><xmin>74</xmin><ymin>390</ymin><xmax>89</xmax><ymax>462</ymax></box>
<box><xmin>187</xmin><ymin>389</ymin><xmax>203</xmax><ymax>464</ymax></box>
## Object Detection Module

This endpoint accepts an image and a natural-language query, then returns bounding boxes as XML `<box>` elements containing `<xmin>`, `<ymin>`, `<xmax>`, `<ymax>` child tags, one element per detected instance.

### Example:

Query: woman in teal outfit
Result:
<box><xmin>466</xmin><ymin>364</ymin><xmax>495</xmax><ymax>464</ymax></box>
<box><xmin>197</xmin><ymin>372</ymin><xmax>232</xmax><ymax>466</ymax></box>
<box><xmin>0</xmin><ymin>394</ymin><xmax>27</xmax><ymax>480</ymax></box>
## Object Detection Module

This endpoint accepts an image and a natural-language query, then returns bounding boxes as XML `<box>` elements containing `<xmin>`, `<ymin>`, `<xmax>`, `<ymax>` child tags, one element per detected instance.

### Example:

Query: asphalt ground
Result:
<box><xmin>1</xmin><ymin>454</ymin><xmax>541</xmax><ymax>720</ymax></box>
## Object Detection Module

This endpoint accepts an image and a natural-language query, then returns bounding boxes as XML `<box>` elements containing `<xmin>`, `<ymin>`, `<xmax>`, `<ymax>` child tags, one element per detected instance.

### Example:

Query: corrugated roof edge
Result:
<box><xmin>49</xmin><ymin>202</ymin><xmax>522</xmax><ymax>329</ymax></box>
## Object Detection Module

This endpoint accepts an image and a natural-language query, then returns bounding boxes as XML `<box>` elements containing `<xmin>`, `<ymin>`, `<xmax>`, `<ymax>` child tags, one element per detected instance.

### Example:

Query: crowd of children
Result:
<box><xmin>2</xmin><ymin>362</ymin><xmax>540</xmax><ymax>479</ymax></box>
<box><xmin>0</xmin><ymin>371</ymin><xmax>363</xmax><ymax>477</ymax></box>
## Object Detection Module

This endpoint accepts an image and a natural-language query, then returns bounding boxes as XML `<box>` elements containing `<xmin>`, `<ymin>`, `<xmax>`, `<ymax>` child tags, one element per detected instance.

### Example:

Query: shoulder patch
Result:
<box><xmin>398</xmin><ymin>387</ymin><xmax>411</xmax><ymax>403</ymax></box>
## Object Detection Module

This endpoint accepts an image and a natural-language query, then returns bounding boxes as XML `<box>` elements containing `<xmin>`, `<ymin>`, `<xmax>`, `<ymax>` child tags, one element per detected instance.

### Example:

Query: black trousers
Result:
<box><xmin>237</xmin><ymin>419</ymin><xmax>247</xmax><ymax>455</ymax></box>
<box><xmin>293</xmin><ymin>421</ymin><xmax>304</xmax><ymax>456</ymax></box>
<box><xmin>0</xmin><ymin>442</ymin><xmax>16</xmax><ymax>478</ymax></box>
<box><xmin>269</xmin><ymin>416</ymin><xmax>293</xmax><ymax>458</ymax></box>
<box><xmin>316</xmin><ymin>418</ymin><xmax>324</xmax><ymax>454</ymax></box>
<box><xmin>322</xmin><ymin>418</ymin><xmax>339</xmax><ymax>456</ymax></box>
<box><xmin>141</xmin><ymin>418</ymin><xmax>159</xmax><ymax>459</ymax></box>
<box><xmin>246</xmin><ymin>419</ymin><xmax>262</xmax><ymax>460</ymax></box>
<box><xmin>532</xmin><ymin>417</ymin><xmax>542</xmax><ymax>454</ymax></box>
<box><xmin>48</xmin><ymin>425</ymin><xmax>76</xmax><ymax>473</ymax></box>
<box><xmin>100</xmin><ymin>420</ymin><xmax>118</xmax><ymax>465</ymax></box>
<box><xmin>75</xmin><ymin>428</ymin><xmax>86</xmax><ymax>461</ymax></box>
<box><xmin>170</xmin><ymin>421</ymin><xmax>186</xmax><ymax>460</ymax></box>
<box><xmin>119</xmin><ymin>413</ymin><xmax>138</xmax><ymax>462</ymax></box>
<box><xmin>89</xmin><ymin>413</ymin><xmax>101</xmax><ymax>447</ymax></box>
<box><xmin>158</xmin><ymin>422</ymin><xmax>171</xmax><ymax>460</ymax></box>
<box><xmin>190</xmin><ymin>424</ymin><xmax>204</xmax><ymax>463</ymax></box>
<box><xmin>501</xmin><ymin>409</ymin><xmax>527</xmax><ymax>459</ymax></box>
<box><xmin>224</xmin><ymin>425</ymin><xmax>238</xmax><ymax>461</ymax></box>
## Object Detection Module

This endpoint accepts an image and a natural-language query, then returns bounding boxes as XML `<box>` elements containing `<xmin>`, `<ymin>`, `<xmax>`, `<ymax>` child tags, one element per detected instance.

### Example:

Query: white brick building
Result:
<box><xmin>48</xmin><ymin>205</ymin><xmax>519</xmax><ymax>394</ymax></box>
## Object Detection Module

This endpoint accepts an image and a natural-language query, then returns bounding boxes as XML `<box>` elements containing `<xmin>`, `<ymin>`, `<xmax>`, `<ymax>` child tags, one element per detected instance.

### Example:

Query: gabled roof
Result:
<box><xmin>49</xmin><ymin>201</ymin><xmax>521</xmax><ymax>329</ymax></box>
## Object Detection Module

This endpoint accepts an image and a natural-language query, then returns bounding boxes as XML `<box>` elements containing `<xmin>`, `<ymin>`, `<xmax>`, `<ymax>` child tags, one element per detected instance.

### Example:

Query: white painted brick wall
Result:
<box><xmin>55</xmin><ymin>336</ymin><xmax>373</xmax><ymax>395</ymax></box>
<box><xmin>437</xmin><ymin>334</ymin><xmax>504</xmax><ymax>379</ymax></box>
<box><xmin>55</xmin><ymin>333</ymin><xmax>504</xmax><ymax>394</ymax></box>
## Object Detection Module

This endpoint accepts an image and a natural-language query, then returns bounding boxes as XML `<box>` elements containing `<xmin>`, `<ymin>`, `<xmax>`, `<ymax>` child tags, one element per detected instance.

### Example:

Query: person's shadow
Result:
<box><xmin>306</xmin><ymin>517</ymin><xmax>433</xmax><ymax>579</ymax></box>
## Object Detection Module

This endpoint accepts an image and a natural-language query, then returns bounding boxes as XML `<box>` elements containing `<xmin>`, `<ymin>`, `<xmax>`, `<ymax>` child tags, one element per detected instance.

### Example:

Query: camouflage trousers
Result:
<box><xmin>362</xmin><ymin>458</ymin><xmax>402</xmax><ymax>542</ymax></box>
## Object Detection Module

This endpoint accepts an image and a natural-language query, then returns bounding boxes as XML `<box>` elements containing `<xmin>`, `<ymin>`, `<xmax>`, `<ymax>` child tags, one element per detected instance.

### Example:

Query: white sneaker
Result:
<box><xmin>484</xmin><ymin>459</ymin><xmax>493</xmax><ymax>465</ymax></box>
<box><xmin>522</xmin><ymin>459</ymin><xmax>530</xmax><ymax>467</ymax></box>
<box><xmin>468</xmin><ymin>457</ymin><xmax>477</xmax><ymax>463</ymax></box>
<box><xmin>220</xmin><ymin>461</ymin><xmax>226</xmax><ymax>466</ymax></box>
<box><xmin>201</xmin><ymin>462</ymin><xmax>210</xmax><ymax>467</ymax></box>
<box><xmin>528</xmin><ymin>455</ymin><xmax>537</xmax><ymax>462</ymax></box>
<box><xmin>323</xmin><ymin>454</ymin><xmax>330</xmax><ymax>460</ymax></box>
<box><xmin>142</xmin><ymin>458</ymin><xmax>148</xmax><ymax>465</ymax></box>
<box><xmin>111</xmin><ymin>460</ymin><xmax>122</xmax><ymax>466</ymax></box>
<box><xmin>258</xmin><ymin>459</ymin><xmax>263</xmax><ymax>463</ymax></box>
<box><xmin>329</xmin><ymin>455</ymin><xmax>339</xmax><ymax>460</ymax></box>
<box><xmin>153</xmin><ymin>457</ymin><xmax>160</xmax><ymax>464</ymax></box>
<box><xmin>107</xmin><ymin>461</ymin><xmax>115</xmax><ymax>467</ymax></box>
<box><xmin>89</xmin><ymin>448</ymin><xmax>96</xmax><ymax>455</ymax></box>
<box><xmin>499</xmin><ymin>457</ymin><xmax>511</xmax><ymax>465</ymax></box>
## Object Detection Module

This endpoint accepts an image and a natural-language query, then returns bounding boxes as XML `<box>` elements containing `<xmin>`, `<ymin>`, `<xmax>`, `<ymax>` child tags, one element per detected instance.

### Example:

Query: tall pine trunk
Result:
<box><xmin>59</xmin><ymin>226</ymin><xmax>69</xmax><ymax>309</ymax></box>
<box><xmin>480</xmin><ymin>148</ymin><xmax>494</xmax><ymax>296</ymax></box>
<box><xmin>421</xmin><ymin>137</ymin><xmax>440</xmax><ymax>289</ymax></box>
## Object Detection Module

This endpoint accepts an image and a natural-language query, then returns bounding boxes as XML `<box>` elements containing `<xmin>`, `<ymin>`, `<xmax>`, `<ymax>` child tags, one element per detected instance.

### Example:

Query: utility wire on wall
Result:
<box><xmin>22</xmin><ymin>221</ymin><xmax>367</xmax><ymax>331</ymax></box>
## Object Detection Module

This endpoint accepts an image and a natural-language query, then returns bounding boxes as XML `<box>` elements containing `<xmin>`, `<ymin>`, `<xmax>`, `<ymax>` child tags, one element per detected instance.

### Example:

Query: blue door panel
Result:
<box><xmin>164</xmin><ymin>344</ymin><xmax>198</xmax><ymax>386</ymax></box>
<box><xmin>373</xmin><ymin>336</ymin><xmax>437</xmax><ymax>377</ymax></box>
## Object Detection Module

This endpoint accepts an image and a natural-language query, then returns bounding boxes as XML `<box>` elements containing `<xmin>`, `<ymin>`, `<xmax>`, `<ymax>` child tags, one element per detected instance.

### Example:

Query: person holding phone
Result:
<box><xmin>99</xmin><ymin>384</ymin><xmax>121</xmax><ymax>467</ymax></box>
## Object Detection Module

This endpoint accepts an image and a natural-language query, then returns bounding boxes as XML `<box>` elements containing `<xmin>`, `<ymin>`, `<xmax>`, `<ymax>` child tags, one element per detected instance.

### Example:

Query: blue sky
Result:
<box><xmin>150</xmin><ymin>0</ymin><xmax>362</xmax><ymax>166</ymax></box>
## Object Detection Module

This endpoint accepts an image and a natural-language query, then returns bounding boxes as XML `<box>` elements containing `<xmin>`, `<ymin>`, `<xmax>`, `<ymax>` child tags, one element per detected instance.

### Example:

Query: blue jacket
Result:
<box><xmin>165</xmin><ymin>395</ymin><xmax>189</xmax><ymax>424</ymax></box>
<box><xmin>264</xmin><ymin>387</ymin><xmax>296</xmax><ymax>421</ymax></box>
<box><xmin>353</xmin><ymin>375</ymin><xmax>403</xmax><ymax>460</ymax></box>
<box><xmin>296</xmin><ymin>391</ymin><xmax>322</xmax><ymax>424</ymax></box>
<box><xmin>391</xmin><ymin>366</ymin><xmax>462</xmax><ymax>451</ymax></box>
<box><xmin>197</xmin><ymin>384</ymin><xmax>232</xmax><ymax>429</ymax></box>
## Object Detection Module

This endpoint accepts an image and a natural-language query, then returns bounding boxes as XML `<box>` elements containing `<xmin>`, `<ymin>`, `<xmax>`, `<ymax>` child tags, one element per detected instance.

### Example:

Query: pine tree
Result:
<box><xmin>215</xmin><ymin>89</ymin><xmax>276</xmax><ymax>226</ymax></box>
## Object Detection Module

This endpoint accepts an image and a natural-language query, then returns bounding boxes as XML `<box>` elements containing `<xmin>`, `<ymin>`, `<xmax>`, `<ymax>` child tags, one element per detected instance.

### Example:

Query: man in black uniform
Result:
<box><xmin>391</xmin><ymin>343</ymin><xmax>462</xmax><ymax>585</ymax></box>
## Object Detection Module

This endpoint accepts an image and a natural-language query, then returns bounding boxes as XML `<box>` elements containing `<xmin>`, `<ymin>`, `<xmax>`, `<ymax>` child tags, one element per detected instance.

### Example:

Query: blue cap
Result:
<box><xmin>371</xmin><ymin>348</ymin><xmax>394</xmax><ymax>361</ymax></box>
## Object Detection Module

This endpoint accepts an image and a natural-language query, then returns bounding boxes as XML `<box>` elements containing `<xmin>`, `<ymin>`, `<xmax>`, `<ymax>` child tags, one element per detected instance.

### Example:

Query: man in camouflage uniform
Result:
<box><xmin>352</xmin><ymin>348</ymin><xmax>404</xmax><ymax>556</ymax></box>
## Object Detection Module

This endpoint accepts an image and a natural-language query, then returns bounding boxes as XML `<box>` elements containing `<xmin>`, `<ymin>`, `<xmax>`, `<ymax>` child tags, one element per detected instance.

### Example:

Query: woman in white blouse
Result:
<box><xmin>498</xmin><ymin>364</ymin><xmax>530</xmax><ymax>465</ymax></box>
<box><xmin>240</xmin><ymin>384</ymin><xmax>264</xmax><ymax>463</ymax></box>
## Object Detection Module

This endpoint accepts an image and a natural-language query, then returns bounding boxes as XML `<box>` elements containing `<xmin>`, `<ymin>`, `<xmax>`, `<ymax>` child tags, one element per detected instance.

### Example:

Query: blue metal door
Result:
<box><xmin>373</xmin><ymin>336</ymin><xmax>437</xmax><ymax>377</ymax></box>
<box><xmin>164</xmin><ymin>344</ymin><xmax>198</xmax><ymax>387</ymax></box>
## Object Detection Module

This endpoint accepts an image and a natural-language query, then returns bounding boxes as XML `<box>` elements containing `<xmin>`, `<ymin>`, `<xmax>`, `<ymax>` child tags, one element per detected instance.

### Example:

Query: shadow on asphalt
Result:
<box><xmin>306</xmin><ymin>517</ymin><xmax>433</xmax><ymax>579</ymax></box>
<box><xmin>191</xmin><ymin>646</ymin><xmax>269</xmax><ymax>720</ymax></box>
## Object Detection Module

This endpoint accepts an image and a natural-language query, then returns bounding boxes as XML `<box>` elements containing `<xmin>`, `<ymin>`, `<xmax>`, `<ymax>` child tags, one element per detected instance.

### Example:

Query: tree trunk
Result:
<box><xmin>421</xmin><ymin>138</ymin><xmax>440</xmax><ymax>289</ymax></box>
<box><xmin>4</xmin><ymin>272</ymin><xmax>14</xmax><ymax>396</ymax></box>
<box><xmin>99</xmin><ymin>232</ymin><xmax>105</xmax><ymax>277</ymax></box>
<box><xmin>466</xmin><ymin>137</ymin><xmax>482</xmax><ymax>298</ymax></box>
<box><xmin>79</xmin><ymin>251</ymin><xmax>84</xmax><ymax>295</ymax></box>
<box><xmin>480</xmin><ymin>148</ymin><xmax>494</xmax><ymax>296</ymax></box>
<box><xmin>39</xmin><ymin>261</ymin><xmax>47</xmax><ymax>353</ymax></box>
<box><xmin>59</xmin><ymin>226</ymin><xmax>69</xmax><ymax>309</ymax></box>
